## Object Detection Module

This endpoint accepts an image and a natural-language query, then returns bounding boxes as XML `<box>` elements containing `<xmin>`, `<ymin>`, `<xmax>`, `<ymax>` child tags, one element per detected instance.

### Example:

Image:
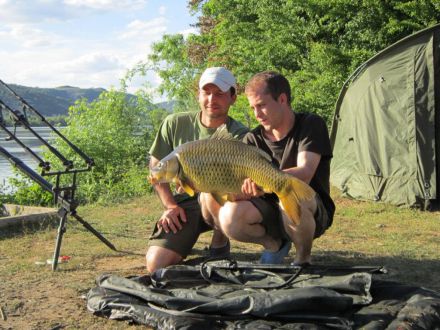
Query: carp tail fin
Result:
<box><xmin>278</xmin><ymin>177</ymin><xmax>316</xmax><ymax>225</ymax></box>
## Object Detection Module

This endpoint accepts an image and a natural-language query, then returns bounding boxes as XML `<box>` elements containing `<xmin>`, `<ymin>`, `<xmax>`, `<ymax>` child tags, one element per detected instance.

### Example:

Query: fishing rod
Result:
<box><xmin>0</xmin><ymin>79</ymin><xmax>94</xmax><ymax>168</ymax></box>
<box><xmin>0</xmin><ymin>80</ymin><xmax>116</xmax><ymax>270</ymax></box>
<box><xmin>0</xmin><ymin>103</ymin><xmax>50</xmax><ymax>171</ymax></box>
<box><xmin>0</xmin><ymin>91</ymin><xmax>88</xmax><ymax>201</ymax></box>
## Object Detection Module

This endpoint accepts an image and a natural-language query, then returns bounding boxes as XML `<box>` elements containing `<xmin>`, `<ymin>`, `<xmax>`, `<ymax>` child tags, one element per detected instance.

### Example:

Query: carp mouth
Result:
<box><xmin>148</xmin><ymin>167</ymin><xmax>166</xmax><ymax>184</ymax></box>
<box><xmin>148</xmin><ymin>174</ymin><xmax>158</xmax><ymax>184</ymax></box>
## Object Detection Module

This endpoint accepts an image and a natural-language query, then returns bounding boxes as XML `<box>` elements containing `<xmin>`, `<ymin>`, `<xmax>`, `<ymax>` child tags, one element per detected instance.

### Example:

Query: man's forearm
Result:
<box><xmin>283</xmin><ymin>167</ymin><xmax>313</xmax><ymax>184</ymax></box>
<box><xmin>283</xmin><ymin>151</ymin><xmax>321</xmax><ymax>184</ymax></box>
<box><xmin>153</xmin><ymin>182</ymin><xmax>178</xmax><ymax>209</ymax></box>
<box><xmin>150</xmin><ymin>155</ymin><xmax>178</xmax><ymax>209</ymax></box>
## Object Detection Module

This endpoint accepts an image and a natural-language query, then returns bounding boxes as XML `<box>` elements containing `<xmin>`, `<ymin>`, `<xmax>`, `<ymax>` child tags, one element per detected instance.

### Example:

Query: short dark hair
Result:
<box><xmin>245</xmin><ymin>71</ymin><xmax>291</xmax><ymax>105</ymax></box>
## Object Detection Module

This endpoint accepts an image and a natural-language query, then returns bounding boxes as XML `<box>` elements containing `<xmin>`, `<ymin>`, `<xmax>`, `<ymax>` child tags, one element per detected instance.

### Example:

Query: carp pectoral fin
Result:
<box><xmin>278</xmin><ymin>177</ymin><xmax>316</xmax><ymax>225</ymax></box>
<box><xmin>211</xmin><ymin>193</ymin><xmax>228</xmax><ymax>206</ymax></box>
<box><xmin>179</xmin><ymin>181</ymin><xmax>195</xmax><ymax>196</ymax></box>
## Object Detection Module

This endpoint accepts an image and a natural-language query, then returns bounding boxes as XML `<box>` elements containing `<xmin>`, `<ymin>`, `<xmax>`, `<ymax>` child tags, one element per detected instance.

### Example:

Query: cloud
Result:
<box><xmin>0</xmin><ymin>50</ymin><xmax>126</xmax><ymax>89</ymax></box>
<box><xmin>0</xmin><ymin>24</ymin><xmax>58</xmax><ymax>49</ymax></box>
<box><xmin>63</xmin><ymin>0</ymin><xmax>147</xmax><ymax>10</ymax></box>
<box><xmin>119</xmin><ymin>17</ymin><xmax>168</xmax><ymax>40</ymax></box>
<box><xmin>0</xmin><ymin>0</ymin><xmax>148</xmax><ymax>23</ymax></box>
<box><xmin>0</xmin><ymin>1</ymin><xmax>79</xmax><ymax>23</ymax></box>
<box><xmin>179</xmin><ymin>27</ymin><xmax>198</xmax><ymax>38</ymax></box>
<box><xmin>0</xmin><ymin>0</ymin><xmax>196</xmax><ymax>102</ymax></box>
<box><xmin>64</xmin><ymin>52</ymin><xmax>125</xmax><ymax>73</ymax></box>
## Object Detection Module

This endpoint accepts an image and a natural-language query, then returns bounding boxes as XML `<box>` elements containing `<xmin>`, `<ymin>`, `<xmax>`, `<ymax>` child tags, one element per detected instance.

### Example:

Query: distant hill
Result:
<box><xmin>0</xmin><ymin>83</ymin><xmax>174</xmax><ymax>117</ymax></box>
<box><xmin>155</xmin><ymin>100</ymin><xmax>175</xmax><ymax>112</ymax></box>
<box><xmin>0</xmin><ymin>84</ymin><xmax>105</xmax><ymax>116</ymax></box>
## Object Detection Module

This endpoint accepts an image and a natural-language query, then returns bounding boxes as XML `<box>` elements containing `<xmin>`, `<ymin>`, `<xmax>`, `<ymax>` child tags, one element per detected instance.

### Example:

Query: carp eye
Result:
<box><xmin>157</xmin><ymin>162</ymin><xmax>163</xmax><ymax>169</ymax></box>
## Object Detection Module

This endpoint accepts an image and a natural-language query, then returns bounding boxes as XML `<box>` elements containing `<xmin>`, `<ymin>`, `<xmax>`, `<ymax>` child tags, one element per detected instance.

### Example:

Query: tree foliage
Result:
<box><xmin>144</xmin><ymin>0</ymin><xmax>440</xmax><ymax>126</ymax></box>
<box><xmin>48</xmin><ymin>88</ymin><xmax>167</xmax><ymax>203</ymax></box>
<box><xmin>147</xmin><ymin>34</ymin><xmax>201</xmax><ymax>113</ymax></box>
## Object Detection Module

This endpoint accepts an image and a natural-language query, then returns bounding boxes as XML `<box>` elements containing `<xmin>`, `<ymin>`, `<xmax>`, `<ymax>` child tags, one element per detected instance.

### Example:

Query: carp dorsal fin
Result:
<box><xmin>212</xmin><ymin>124</ymin><xmax>273</xmax><ymax>163</ymax></box>
<box><xmin>210</xmin><ymin>124</ymin><xmax>237</xmax><ymax>141</ymax></box>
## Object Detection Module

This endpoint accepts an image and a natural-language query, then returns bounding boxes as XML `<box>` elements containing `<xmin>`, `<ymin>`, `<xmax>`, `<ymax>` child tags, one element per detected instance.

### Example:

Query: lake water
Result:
<box><xmin>0</xmin><ymin>127</ymin><xmax>53</xmax><ymax>188</ymax></box>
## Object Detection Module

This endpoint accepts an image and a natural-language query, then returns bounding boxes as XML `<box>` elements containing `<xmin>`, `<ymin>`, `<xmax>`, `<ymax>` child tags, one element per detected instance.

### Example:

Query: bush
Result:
<box><xmin>5</xmin><ymin>176</ymin><xmax>53</xmax><ymax>206</ymax></box>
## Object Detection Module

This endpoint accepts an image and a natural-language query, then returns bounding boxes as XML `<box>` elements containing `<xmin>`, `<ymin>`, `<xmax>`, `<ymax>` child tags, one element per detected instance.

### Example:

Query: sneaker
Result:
<box><xmin>259</xmin><ymin>240</ymin><xmax>292</xmax><ymax>264</ymax></box>
<box><xmin>291</xmin><ymin>261</ymin><xmax>311</xmax><ymax>268</ymax></box>
<box><xmin>208</xmin><ymin>240</ymin><xmax>231</xmax><ymax>259</ymax></box>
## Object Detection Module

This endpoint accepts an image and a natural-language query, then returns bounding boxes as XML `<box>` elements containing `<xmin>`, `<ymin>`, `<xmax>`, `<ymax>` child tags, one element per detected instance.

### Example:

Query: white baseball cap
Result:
<box><xmin>199</xmin><ymin>67</ymin><xmax>237</xmax><ymax>92</ymax></box>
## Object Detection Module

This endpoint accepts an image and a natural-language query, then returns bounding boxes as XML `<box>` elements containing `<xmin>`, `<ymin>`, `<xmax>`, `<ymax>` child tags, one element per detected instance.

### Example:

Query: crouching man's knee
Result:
<box><xmin>145</xmin><ymin>246</ymin><xmax>182</xmax><ymax>273</ymax></box>
<box><xmin>217</xmin><ymin>202</ymin><xmax>246</xmax><ymax>238</ymax></box>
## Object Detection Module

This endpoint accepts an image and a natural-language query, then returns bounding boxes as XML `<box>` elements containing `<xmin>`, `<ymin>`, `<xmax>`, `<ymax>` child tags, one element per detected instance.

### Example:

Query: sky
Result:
<box><xmin>0</xmin><ymin>0</ymin><xmax>198</xmax><ymax>100</ymax></box>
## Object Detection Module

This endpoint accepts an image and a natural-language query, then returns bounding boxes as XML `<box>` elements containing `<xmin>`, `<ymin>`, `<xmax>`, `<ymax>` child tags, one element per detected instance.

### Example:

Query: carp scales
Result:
<box><xmin>149</xmin><ymin>127</ymin><xmax>316</xmax><ymax>225</ymax></box>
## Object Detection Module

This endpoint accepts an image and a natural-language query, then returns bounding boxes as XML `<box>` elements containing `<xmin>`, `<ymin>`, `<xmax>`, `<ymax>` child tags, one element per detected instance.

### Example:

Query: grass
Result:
<box><xmin>0</xmin><ymin>191</ymin><xmax>439</xmax><ymax>329</ymax></box>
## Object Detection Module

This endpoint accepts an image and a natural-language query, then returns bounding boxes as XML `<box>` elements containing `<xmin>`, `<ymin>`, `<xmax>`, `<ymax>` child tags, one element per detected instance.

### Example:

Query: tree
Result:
<box><xmin>148</xmin><ymin>34</ymin><xmax>202</xmax><ymax>113</ymax></box>
<box><xmin>146</xmin><ymin>0</ymin><xmax>440</xmax><ymax>126</ymax></box>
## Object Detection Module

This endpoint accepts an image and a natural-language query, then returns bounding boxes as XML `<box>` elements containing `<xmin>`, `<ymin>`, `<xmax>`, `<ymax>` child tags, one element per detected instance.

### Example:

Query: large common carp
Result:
<box><xmin>149</xmin><ymin>126</ymin><xmax>315</xmax><ymax>225</ymax></box>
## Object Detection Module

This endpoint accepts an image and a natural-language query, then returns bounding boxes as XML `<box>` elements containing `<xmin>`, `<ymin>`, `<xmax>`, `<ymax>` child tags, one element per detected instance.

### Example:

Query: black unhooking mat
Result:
<box><xmin>85</xmin><ymin>260</ymin><xmax>440</xmax><ymax>329</ymax></box>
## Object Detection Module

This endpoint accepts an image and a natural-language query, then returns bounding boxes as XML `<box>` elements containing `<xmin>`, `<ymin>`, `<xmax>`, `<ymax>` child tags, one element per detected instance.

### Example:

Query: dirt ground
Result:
<box><xmin>0</xmin><ymin>247</ymin><xmax>264</xmax><ymax>330</ymax></box>
<box><xmin>0</xmin><ymin>245</ymin><xmax>436</xmax><ymax>330</ymax></box>
<box><xmin>0</xmin><ymin>222</ymin><xmax>258</xmax><ymax>329</ymax></box>
<box><xmin>1</xmin><ymin>194</ymin><xmax>439</xmax><ymax>329</ymax></box>
<box><xmin>0</xmin><ymin>255</ymin><xmax>150</xmax><ymax>329</ymax></box>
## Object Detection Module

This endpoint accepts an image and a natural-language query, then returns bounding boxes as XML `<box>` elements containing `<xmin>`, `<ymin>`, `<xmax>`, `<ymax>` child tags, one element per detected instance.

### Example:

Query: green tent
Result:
<box><xmin>330</xmin><ymin>24</ymin><xmax>440</xmax><ymax>209</ymax></box>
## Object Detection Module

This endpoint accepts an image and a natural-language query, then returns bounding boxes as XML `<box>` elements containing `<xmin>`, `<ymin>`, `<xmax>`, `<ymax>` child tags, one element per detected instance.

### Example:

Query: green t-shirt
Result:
<box><xmin>149</xmin><ymin>111</ymin><xmax>249</xmax><ymax>160</ymax></box>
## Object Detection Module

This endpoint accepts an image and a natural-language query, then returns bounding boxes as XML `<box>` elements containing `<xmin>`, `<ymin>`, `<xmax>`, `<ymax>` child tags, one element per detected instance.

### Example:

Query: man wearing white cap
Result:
<box><xmin>146</xmin><ymin>67</ymin><xmax>248</xmax><ymax>273</ymax></box>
